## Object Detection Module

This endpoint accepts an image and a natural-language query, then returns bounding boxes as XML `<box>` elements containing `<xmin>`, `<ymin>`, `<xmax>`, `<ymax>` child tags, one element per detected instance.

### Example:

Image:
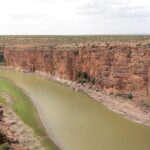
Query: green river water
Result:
<box><xmin>0</xmin><ymin>68</ymin><xmax>150</xmax><ymax>150</ymax></box>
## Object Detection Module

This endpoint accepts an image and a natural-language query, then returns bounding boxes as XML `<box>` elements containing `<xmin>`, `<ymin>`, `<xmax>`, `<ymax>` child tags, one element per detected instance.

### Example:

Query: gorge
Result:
<box><xmin>0</xmin><ymin>68</ymin><xmax>150</xmax><ymax>150</ymax></box>
<box><xmin>2</xmin><ymin>38</ymin><xmax>150</xmax><ymax>99</ymax></box>
<box><xmin>0</xmin><ymin>36</ymin><xmax>150</xmax><ymax>150</ymax></box>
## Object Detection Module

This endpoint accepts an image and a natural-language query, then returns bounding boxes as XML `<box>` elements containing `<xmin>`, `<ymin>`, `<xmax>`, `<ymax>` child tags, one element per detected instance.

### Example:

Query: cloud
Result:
<box><xmin>111</xmin><ymin>2</ymin><xmax>150</xmax><ymax>20</ymax></box>
<box><xmin>10</xmin><ymin>14</ymin><xmax>49</xmax><ymax>22</ymax></box>
<box><xmin>76</xmin><ymin>0</ymin><xmax>150</xmax><ymax>20</ymax></box>
<box><xmin>76</xmin><ymin>0</ymin><xmax>107</xmax><ymax>15</ymax></box>
<box><xmin>0</xmin><ymin>0</ymin><xmax>150</xmax><ymax>34</ymax></box>
<box><xmin>36</xmin><ymin>0</ymin><xmax>54</xmax><ymax>3</ymax></box>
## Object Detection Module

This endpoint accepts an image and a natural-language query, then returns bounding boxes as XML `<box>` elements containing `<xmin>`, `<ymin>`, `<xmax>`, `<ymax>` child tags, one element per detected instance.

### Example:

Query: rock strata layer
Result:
<box><xmin>3</xmin><ymin>43</ymin><xmax>150</xmax><ymax>98</ymax></box>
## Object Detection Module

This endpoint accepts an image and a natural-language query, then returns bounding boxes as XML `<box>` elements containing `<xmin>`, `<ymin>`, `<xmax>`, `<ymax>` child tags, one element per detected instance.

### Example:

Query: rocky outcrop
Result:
<box><xmin>0</xmin><ymin>104</ymin><xmax>43</xmax><ymax>150</ymax></box>
<box><xmin>0</xmin><ymin>105</ymin><xmax>18</xmax><ymax>149</ymax></box>
<box><xmin>3</xmin><ymin>43</ymin><xmax>150</xmax><ymax>98</ymax></box>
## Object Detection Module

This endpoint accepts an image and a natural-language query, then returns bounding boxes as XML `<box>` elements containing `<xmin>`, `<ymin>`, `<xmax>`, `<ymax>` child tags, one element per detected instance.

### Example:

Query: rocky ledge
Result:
<box><xmin>0</xmin><ymin>104</ymin><xmax>44</xmax><ymax>150</ymax></box>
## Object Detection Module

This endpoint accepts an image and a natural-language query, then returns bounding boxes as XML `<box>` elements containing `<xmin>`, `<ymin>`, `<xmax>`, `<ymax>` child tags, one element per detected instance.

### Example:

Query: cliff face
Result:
<box><xmin>3</xmin><ymin>44</ymin><xmax>150</xmax><ymax>97</ymax></box>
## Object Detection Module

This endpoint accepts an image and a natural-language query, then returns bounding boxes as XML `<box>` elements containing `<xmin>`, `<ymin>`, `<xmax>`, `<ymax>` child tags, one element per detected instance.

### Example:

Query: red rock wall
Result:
<box><xmin>3</xmin><ymin>45</ymin><xmax>150</xmax><ymax>96</ymax></box>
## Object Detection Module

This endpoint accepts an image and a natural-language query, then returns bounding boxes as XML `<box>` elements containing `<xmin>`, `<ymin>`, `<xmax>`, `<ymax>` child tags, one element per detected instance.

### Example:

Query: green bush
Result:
<box><xmin>77</xmin><ymin>71</ymin><xmax>91</xmax><ymax>84</ymax></box>
<box><xmin>77</xmin><ymin>71</ymin><xmax>82</xmax><ymax>78</ymax></box>
<box><xmin>82</xmin><ymin>72</ymin><xmax>88</xmax><ymax>79</ymax></box>
<box><xmin>0</xmin><ymin>143</ymin><xmax>10</xmax><ymax>150</ymax></box>
<box><xmin>128</xmin><ymin>93</ymin><xmax>133</xmax><ymax>99</ymax></box>
<box><xmin>0</xmin><ymin>54</ymin><xmax>4</xmax><ymax>64</ymax></box>
<box><xmin>127</xmin><ymin>50</ymin><xmax>132</xmax><ymax>58</ymax></box>
<box><xmin>78</xmin><ymin>79</ymin><xmax>87</xmax><ymax>84</ymax></box>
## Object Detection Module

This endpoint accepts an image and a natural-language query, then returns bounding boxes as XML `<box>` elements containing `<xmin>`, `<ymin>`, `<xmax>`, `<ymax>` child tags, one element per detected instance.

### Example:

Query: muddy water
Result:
<box><xmin>0</xmin><ymin>68</ymin><xmax>150</xmax><ymax>150</ymax></box>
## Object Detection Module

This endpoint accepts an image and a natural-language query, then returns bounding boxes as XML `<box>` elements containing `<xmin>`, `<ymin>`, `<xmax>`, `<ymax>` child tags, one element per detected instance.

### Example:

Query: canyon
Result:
<box><xmin>1</xmin><ymin>68</ymin><xmax>150</xmax><ymax>150</ymax></box>
<box><xmin>1</xmin><ymin>37</ymin><xmax>150</xmax><ymax>101</ymax></box>
<box><xmin>0</xmin><ymin>36</ymin><xmax>150</xmax><ymax>150</ymax></box>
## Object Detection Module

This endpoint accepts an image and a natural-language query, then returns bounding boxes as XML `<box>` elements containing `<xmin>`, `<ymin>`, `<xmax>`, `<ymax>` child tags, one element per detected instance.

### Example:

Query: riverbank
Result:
<box><xmin>32</xmin><ymin>70</ymin><xmax>150</xmax><ymax>126</ymax></box>
<box><xmin>0</xmin><ymin>76</ymin><xmax>58</xmax><ymax>150</ymax></box>
<box><xmin>0</xmin><ymin>103</ymin><xmax>43</xmax><ymax>150</ymax></box>
<box><xmin>1</xmin><ymin>66</ymin><xmax>150</xmax><ymax>126</ymax></box>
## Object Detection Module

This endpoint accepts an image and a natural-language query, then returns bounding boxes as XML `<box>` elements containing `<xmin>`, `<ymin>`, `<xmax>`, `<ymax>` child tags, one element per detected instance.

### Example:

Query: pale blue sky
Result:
<box><xmin>0</xmin><ymin>0</ymin><xmax>150</xmax><ymax>35</ymax></box>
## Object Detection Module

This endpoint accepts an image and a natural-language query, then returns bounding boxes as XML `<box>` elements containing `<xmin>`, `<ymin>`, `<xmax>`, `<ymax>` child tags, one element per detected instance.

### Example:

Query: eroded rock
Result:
<box><xmin>0</xmin><ymin>105</ymin><xmax>44</xmax><ymax>150</ymax></box>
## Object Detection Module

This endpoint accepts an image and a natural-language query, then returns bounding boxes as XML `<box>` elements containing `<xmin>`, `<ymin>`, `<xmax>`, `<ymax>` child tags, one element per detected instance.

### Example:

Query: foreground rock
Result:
<box><xmin>0</xmin><ymin>104</ymin><xmax>44</xmax><ymax>150</ymax></box>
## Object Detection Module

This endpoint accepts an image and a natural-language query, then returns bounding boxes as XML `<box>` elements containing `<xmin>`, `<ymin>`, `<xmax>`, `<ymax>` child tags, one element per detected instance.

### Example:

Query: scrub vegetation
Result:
<box><xmin>77</xmin><ymin>71</ymin><xmax>96</xmax><ymax>85</ymax></box>
<box><xmin>0</xmin><ymin>143</ymin><xmax>10</xmax><ymax>150</ymax></box>
<box><xmin>0</xmin><ymin>35</ymin><xmax>150</xmax><ymax>49</ymax></box>
<box><xmin>77</xmin><ymin>71</ymin><xmax>91</xmax><ymax>84</ymax></box>
<box><xmin>0</xmin><ymin>77</ymin><xmax>57</xmax><ymax>150</ymax></box>
<box><xmin>0</xmin><ymin>51</ymin><xmax>4</xmax><ymax>64</ymax></box>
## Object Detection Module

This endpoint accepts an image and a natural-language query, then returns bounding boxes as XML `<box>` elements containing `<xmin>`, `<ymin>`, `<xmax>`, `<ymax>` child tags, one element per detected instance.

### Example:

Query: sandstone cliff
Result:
<box><xmin>2</xmin><ymin>43</ymin><xmax>150</xmax><ymax>98</ymax></box>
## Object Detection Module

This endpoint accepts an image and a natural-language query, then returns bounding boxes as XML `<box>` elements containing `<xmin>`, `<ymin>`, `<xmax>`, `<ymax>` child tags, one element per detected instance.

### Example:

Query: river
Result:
<box><xmin>0</xmin><ymin>68</ymin><xmax>150</xmax><ymax>150</ymax></box>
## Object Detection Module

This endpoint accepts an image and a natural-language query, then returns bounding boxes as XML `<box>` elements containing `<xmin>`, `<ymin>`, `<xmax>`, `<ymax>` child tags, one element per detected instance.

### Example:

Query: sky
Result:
<box><xmin>0</xmin><ymin>0</ymin><xmax>150</xmax><ymax>35</ymax></box>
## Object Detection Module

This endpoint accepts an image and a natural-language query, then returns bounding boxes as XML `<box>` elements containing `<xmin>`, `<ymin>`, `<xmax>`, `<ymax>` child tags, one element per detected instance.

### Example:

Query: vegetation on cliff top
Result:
<box><xmin>0</xmin><ymin>35</ymin><xmax>150</xmax><ymax>49</ymax></box>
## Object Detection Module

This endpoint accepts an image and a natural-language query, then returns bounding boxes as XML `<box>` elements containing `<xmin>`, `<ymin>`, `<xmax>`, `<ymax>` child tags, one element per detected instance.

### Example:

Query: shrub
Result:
<box><xmin>91</xmin><ymin>44</ymin><xmax>97</xmax><ymax>48</ymax></box>
<box><xmin>78</xmin><ymin>79</ymin><xmax>87</xmax><ymax>84</ymax></box>
<box><xmin>77</xmin><ymin>71</ymin><xmax>91</xmax><ymax>84</ymax></box>
<box><xmin>115</xmin><ymin>92</ymin><xmax>133</xmax><ymax>100</ymax></box>
<box><xmin>82</xmin><ymin>72</ymin><xmax>88</xmax><ymax>79</ymax></box>
<box><xmin>0</xmin><ymin>51</ymin><xmax>4</xmax><ymax>64</ymax></box>
<box><xmin>142</xmin><ymin>100</ymin><xmax>150</xmax><ymax>108</ymax></box>
<box><xmin>91</xmin><ymin>78</ymin><xmax>96</xmax><ymax>84</ymax></box>
<box><xmin>0</xmin><ymin>143</ymin><xmax>10</xmax><ymax>150</ymax></box>
<box><xmin>73</xmin><ymin>50</ymin><xmax>79</xmax><ymax>56</ymax></box>
<box><xmin>48</xmin><ymin>45</ymin><xmax>54</xmax><ymax>49</ymax></box>
<box><xmin>77</xmin><ymin>71</ymin><xmax>82</xmax><ymax>78</ymax></box>
<box><xmin>127</xmin><ymin>50</ymin><xmax>132</xmax><ymax>58</ymax></box>
<box><xmin>44</xmin><ymin>53</ymin><xmax>49</xmax><ymax>58</ymax></box>
<box><xmin>0</xmin><ymin>57</ymin><xmax>3</xmax><ymax>63</ymax></box>
<box><xmin>128</xmin><ymin>93</ymin><xmax>133</xmax><ymax>99</ymax></box>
